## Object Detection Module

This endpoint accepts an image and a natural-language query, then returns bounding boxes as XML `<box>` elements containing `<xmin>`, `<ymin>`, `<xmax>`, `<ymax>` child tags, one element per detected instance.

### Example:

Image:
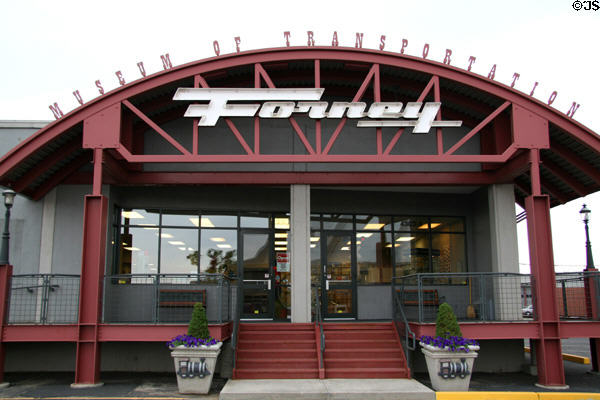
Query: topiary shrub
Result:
<box><xmin>187</xmin><ymin>302</ymin><xmax>210</xmax><ymax>340</ymax></box>
<box><xmin>435</xmin><ymin>302</ymin><xmax>462</xmax><ymax>339</ymax></box>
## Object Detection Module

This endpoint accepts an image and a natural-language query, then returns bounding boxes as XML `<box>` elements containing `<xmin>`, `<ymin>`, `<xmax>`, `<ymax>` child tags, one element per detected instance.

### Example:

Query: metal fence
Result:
<box><xmin>102</xmin><ymin>274</ymin><xmax>236</xmax><ymax>324</ymax></box>
<box><xmin>553</xmin><ymin>272</ymin><xmax>599</xmax><ymax>320</ymax></box>
<box><xmin>8</xmin><ymin>274</ymin><xmax>80</xmax><ymax>324</ymax></box>
<box><xmin>393</xmin><ymin>273</ymin><xmax>532</xmax><ymax>323</ymax></box>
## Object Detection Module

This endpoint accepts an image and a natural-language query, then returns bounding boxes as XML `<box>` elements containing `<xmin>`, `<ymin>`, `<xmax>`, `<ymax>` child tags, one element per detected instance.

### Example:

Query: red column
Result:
<box><xmin>525</xmin><ymin>195</ymin><xmax>566</xmax><ymax>387</ymax></box>
<box><xmin>0</xmin><ymin>264</ymin><xmax>13</xmax><ymax>383</ymax></box>
<box><xmin>73</xmin><ymin>194</ymin><xmax>108</xmax><ymax>385</ymax></box>
<box><xmin>584</xmin><ymin>268</ymin><xmax>599</xmax><ymax>371</ymax></box>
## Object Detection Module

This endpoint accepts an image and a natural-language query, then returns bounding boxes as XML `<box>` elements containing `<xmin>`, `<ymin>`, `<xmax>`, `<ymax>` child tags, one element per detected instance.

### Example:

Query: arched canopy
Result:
<box><xmin>1</xmin><ymin>47</ymin><xmax>599</xmax><ymax>206</ymax></box>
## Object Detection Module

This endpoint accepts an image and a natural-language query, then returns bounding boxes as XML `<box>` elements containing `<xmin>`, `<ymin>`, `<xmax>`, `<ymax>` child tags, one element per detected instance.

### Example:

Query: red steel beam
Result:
<box><xmin>98</xmin><ymin>323</ymin><xmax>232</xmax><ymax>342</ymax></box>
<box><xmin>492</xmin><ymin>150</ymin><xmax>530</xmax><ymax>182</ymax></box>
<box><xmin>550</xmin><ymin>142</ymin><xmax>600</xmax><ymax>186</ymax></box>
<box><xmin>3</xmin><ymin>325</ymin><xmax>79</xmax><ymax>342</ymax></box>
<box><xmin>31</xmin><ymin>152</ymin><xmax>92</xmax><ymax>201</ymax></box>
<box><xmin>541</xmin><ymin>157</ymin><xmax>590</xmax><ymax>197</ymax></box>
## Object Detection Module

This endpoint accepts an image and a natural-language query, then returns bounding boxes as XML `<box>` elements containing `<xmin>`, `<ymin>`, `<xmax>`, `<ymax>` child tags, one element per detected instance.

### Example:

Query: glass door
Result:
<box><xmin>322</xmin><ymin>231</ymin><xmax>356</xmax><ymax>319</ymax></box>
<box><xmin>240</xmin><ymin>229</ymin><xmax>274</xmax><ymax>319</ymax></box>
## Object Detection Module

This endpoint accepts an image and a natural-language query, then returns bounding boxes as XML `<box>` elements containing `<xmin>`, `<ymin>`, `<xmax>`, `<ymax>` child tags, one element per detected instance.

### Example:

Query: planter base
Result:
<box><xmin>421</xmin><ymin>344</ymin><xmax>478</xmax><ymax>391</ymax></box>
<box><xmin>171</xmin><ymin>346</ymin><xmax>221</xmax><ymax>394</ymax></box>
<box><xmin>534</xmin><ymin>383</ymin><xmax>570</xmax><ymax>390</ymax></box>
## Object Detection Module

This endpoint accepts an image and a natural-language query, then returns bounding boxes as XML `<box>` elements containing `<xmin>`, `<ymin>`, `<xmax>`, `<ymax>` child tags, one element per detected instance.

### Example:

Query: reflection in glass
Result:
<box><xmin>310</xmin><ymin>231</ymin><xmax>321</xmax><ymax>285</ymax></box>
<box><xmin>393</xmin><ymin>216</ymin><xmax>429</xmax><ymax>232</ymax></box>
<box><xmin>327</xmin><ymin>289</ymin><xmax>353</xmax><ymax>314</ymax></box>
<box><xmin>200</xmin><ymin>229</ymin><xmax>237</xmax><ymax>275</ymax></box>
<box><xmin>241</xmin><ymin>213</ymin><xmax>269</xmax><ymax>228</ymax></box>
<box><xmin>322</xmin><ymin>214</ymin><xmax>353</xmax><ymax>230</ymax></box>
<box><xmin>394</xmin><ymin>232</ymin><xmax>429</xmax><ymax>276</ymax></box>
<box><xmin>325</xmin><ymin>234</ymin><xmax>352</xmax><ymax>281</ymax></box>
<box><xmin>243</xmin><ymin>283</ymin><xmax>270</xmax><ymax>316</ymax></box>
<box><xmin>162</xmin><ymin>211</ymin><xmax>198</xmax><ymax>227</ymax></box>
<box><xmin>119</xmin><ymin>227</ymin><xmax>158</xmax><ymax>274</ymax></box>
<box><xmin>242</xmin><ymin>232</ymin><xmax>269</xmax><ymax>280</ymax></box>
<box><xmin>194</xmin><ymin>214</ymin><xmax>237</xmax><ymax>228</ymax></box>
<box><xmin>431</xmin><ymin>233</ymin><xmax>466</xmax><ymax>273</ymax></box>
<box><xmin>357</xmin><ymin>231</ymin><xmax>392</xmax><ymax>283</ymax></box>
<box><xmin>160</xmin><ymin>228</ymin><xmax>199</xmax><ymax>274</ymax></box>
<box><xmin>121</xmin><ymin>209</ymin><xmax>159</xmax><ymax>226</ymax></box>
<box><xmin>356</xmin><ymin>215</ymin><xmax>392</xmax><ymax>231</ymax></box>
<box><xmin>275</xmin><ymin>286</ymin><xmax>291</xmax><ymax>320</ymax></box>
<box><xmin>432</xmin><ymin>217</ymin><xmax>465</xmax><ymax>232</ymax></box>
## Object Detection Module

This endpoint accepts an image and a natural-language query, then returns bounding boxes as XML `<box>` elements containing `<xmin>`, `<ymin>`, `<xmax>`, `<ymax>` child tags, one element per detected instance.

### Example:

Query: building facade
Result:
<box><xmin>0</xmin><ymin>47</ymin><xmax>599</xmax><ymax>387</ymax></box>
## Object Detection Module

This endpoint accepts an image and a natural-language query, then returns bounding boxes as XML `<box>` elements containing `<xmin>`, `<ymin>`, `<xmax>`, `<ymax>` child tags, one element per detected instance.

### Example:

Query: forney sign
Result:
<box><xmin>173</xmin><ymin>88</ymin><xmax>462</xmax><ymax>134</ymax></box>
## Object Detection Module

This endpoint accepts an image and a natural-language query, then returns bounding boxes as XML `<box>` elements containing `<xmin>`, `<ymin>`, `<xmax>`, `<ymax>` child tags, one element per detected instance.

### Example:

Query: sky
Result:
<box><xmin>0</xmin><ymin>0</ymin><xmax>598</xmax><ymax>272</ymax></box>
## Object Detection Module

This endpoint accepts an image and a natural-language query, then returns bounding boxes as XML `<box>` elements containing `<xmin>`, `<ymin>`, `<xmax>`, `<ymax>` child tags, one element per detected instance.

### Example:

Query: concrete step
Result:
<box><xmin>325</xmin><ymin>367</ymin><xmax>409</xmax><ymax>379</ymax></box>
<box><xmin>220</xmin><ymin>378</ymin><xmax>435</xmax><ymax>400</ymax></box>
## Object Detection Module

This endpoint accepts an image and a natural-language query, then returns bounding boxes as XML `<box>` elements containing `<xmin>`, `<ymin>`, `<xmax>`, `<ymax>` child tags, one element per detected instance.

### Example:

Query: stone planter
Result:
<box><xmin>170</xmin><ymin>342</ymin><xmax>222</xmax><ymax>394</ymax></box>
<box><xmin>420</xmin><ymin>342</ymin><xmax>479</xmax><ymax>391</ymax></box>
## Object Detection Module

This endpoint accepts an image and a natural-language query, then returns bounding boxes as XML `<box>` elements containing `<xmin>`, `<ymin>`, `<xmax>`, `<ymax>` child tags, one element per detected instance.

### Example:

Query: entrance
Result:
<box><xmin>240</xmin><ymin>229</ymin><xmax>291</xmax><ymax>320</ymax></box>
<box><xmin>322</xmin><ymin>231</ymin><xmax>357</xmax><ymax>319</ymax></box>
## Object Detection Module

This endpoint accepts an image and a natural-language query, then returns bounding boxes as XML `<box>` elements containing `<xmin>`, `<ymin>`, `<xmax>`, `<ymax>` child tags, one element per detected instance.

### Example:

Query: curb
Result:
<box><xmin>437</xmin><ymin>393</ymin><xmax>600</xmax><ymax>400</ymax></box>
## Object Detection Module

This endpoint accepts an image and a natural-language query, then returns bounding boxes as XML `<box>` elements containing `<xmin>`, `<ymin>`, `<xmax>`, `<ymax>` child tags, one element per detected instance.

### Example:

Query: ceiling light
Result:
<box><xmin>160</xmin><ymin>233</ymin><xmax>174</xmax><ymax>238</ymax></box>
<box><xmin>346</xmin><ymin>241</ymin><xmax>352</xmax><ymax>245</ymax></box>
<box><xmin>275</xmin><ymin>233</ymin><xmax>288</xmax><ymax>238</ymax></box>
<box><xmin>140</xmin><ymin>224</ymin><xmax>158</xmax><ymax>230</ymax></box>
<box><xmin>210</xmin><ymin>237</ymin><xmax>226</xmax><ymax>242</ymax></box>
<box><xmin>275</xmin><ymin>241</ymin><xmax>287</xmax><ymax>245</ymax></box>
<box><xmin>417</xmin><ymin>224</ymin><xmax>429</xmax><ymax>230</ymax></box>
<box><xmin>430</xmin><ymin>223</ymin><xmax>441</xmax><ymax>229</ymax></box>
<box><xmin>310</xmin><ymin>237</ymin><xmax>320</xmax><ymax>242</ymax></box>
<box><xmin>275</xmin><ymin>246</ymin><xmax>287</xmax><ymax>251</ymax></box>
<box><xmin>217</xmin><ymin>244</ymin><xmax>232</xmax><ymax>249</ymax></box>
<box><xmin>187</xmin><ymin>247</ymin><xmax>194</xmax><ymax>251</ymax></box>
<box><xmin>341</xmin><ymin>246</ymin><xmax>350</xmax><ymax>251</ymax></box>
<box><xmin>178</xmin><ymin>247</ymin><xmax>186</xmax><ymax>251</ymax></box>
<box><xmin>124</xmin><ymin>247</ymin><xmax>140</xmax><ymax>251</ymax></box>
<box><xmin>189</xmin><ymin>217</ymin><xmax>215</xmax><ymax>227</ymax></box>
<box><xmin>310</xmin><ymin>244</ymin><xmax>316</xmax><ymax>248</ymax></box>
<box><xmin>168</xmin><ymin>241</ymin><xmax>185</xmax><ymax>245</ymax></box>
<box><xmin>396</xmin><ymin>236</ymin><xmax>416</xmax><ymax>242</ymax></box>
<box><xmin>275</xmin><ymin>217</ymin><xmax>290</xmax><ymax>229</ymax></box>
<box><xmin>385</xmin><ymin>243</ymin><xmax>400</xmax><ymax>248</ymax></box>
<box><xmin>356</xmin><ymin>232</ymin><xmax>373</xmax><ymax>238</ymax></box>
<box><xmin>363</xmin><ymin>223</ymin><xmax>385</xmax><ymax>230</ymax></box>
<box><xmin>122</xmin><ymin>211</ymin><xmax>144</xmax><ymax>219</ymax></box>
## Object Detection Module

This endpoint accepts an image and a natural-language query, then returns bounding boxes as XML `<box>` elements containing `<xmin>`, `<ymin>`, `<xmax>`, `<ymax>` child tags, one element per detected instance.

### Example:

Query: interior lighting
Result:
<box><xmin>356</xmin><ymin>232</ymin><xmax>373</xmax><ymax>238</ymax></box>
<box><xmin>160</xmin><ymin>233</ymin><xmax>174</xmax><ymax>238</ymax></box>
<box><xmin>124</xmin><ymin>247</ymin><xmax>140</xmax><ymax>251</ymax></box>
<box><xmin>310</xmin><ymin>244</ymin><xmax>316</xmax><ymax>248</ymax></box>
<box><xmin>168</xmin><ymin>241</ymin><xmax>185</xmax><ymax>245</ymax></box>
<box><xmin>275</xmin><ymin>233</ymin><xmax>288</xmax><ymax>238</ymax></box>
<box><xmin>210</xmin><ymin>237</ymin><xmax>226</xmax><ymax>242</ymax></box>
<box><xmin>217</xmin><ymin>244</ymin><xmax>232</xmax><ymax>249</ymax></box>
<box><xmin>275</xmin><ymin>217</ymin><xmax>290</xmax><ymax>229</ymax></box>
<box><xmin>275</xmin><ymin>247</ymin><xmax>287</xmax><ymax>251</ymax></box>
<box><xmin>140</xmin><ymin>224</ymin><xmax>158</xmax><ymax>230</ymax></box>
<box><xmin>363</xmin><ymin>223</ymin><xmax>385</xmax><ymax>230</ymax></box>
<box><xmin>189</xmin><ymin>217</ymin><xmax>216</xmax><ymax>227</ymax></box>
<box><xmin>396</xmin><ymin>236</ymin><xmax>416</xmax><ymax>242</ymax></box>
<box><xmin>341</xmin><ymin>246</ymin><xmax>350</xmax><ymax>251</ymax></box>
<box><xmin>385</xmin><ymin>243</ymin><xmax>400</xmax><ymax>248</ymax></box>
<box><xmin>122</xmin><ymin>211</ymin><xmax>145</xmax><ymax>219</ymax></box>
<box><xmin>187</xmin><ymin>247</ymin><xmax>194</xmax><ymax>251</ymax></box>
<box><xmin>310</xmin><ymin>237</ymin><xmax>320</xmax><ymax>242</ymax></box>
<box><xmin>275</xmin><ymin>241</ymin><xmax>287</xmax><ymax>245</ymax></box>
<box><xmin>178</xmin><ymin>247</ymin><xmax>186</xmax><ymax>251</ymax></box>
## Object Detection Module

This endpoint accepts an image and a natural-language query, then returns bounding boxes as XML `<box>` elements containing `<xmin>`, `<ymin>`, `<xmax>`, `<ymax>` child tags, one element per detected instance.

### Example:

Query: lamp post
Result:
<box><xmin>0</xmin><ymin>189</ymin><xmax>16</xmax><ymax>266</ymax></box>
<box><xmin>580</xmin><ymin>204</ymin><xmax>595</xmax><ymax>270</ymax></box>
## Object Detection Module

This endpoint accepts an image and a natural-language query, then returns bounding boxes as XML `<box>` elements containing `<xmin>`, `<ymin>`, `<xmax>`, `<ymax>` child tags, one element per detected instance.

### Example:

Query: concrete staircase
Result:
<box><xmin>233</xmin><ymin>323</ymin><xmax>319</xmax><ymax>379</ymax></box>
<box><xmin>323</xmin><ymin>322</ymin><xmax>410</xmax><ymax>378</ymax></box>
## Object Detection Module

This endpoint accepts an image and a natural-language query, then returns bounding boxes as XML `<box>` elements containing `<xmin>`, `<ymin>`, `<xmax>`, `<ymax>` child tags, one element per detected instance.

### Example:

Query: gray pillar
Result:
<box><xmin>290</xmin><ymin>184</ymin><xmax>311</xmax><ymax>323</ymax></box>
<box><xmin>488</xmin><ymin>184</ymin><xmax>519</xmax><ymax>274</ymax></box>
<box><xmin>39</xmin><ymin>188</ymin><xmax>57</xmax><ymax>274</ymax></box>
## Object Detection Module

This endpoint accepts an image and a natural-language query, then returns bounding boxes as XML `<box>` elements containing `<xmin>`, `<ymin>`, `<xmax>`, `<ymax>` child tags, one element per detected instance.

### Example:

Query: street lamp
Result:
<box><xmin>0</xmin><ymin>189</ymin><xmax>16</xmax><ymax>265</ymax></box>
<box><xmin>580</xmin><ymin>204</ymin><xmax>595</xmax><ymax>270</ymax></box>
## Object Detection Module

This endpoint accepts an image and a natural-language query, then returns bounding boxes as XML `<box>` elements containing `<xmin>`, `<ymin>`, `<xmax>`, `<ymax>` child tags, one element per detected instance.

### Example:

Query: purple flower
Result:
<box><xmin>419</xmin><ymin>335</ymin><xmax>478</xmax><ymax>352</ymax></box>
<box><xmin>167</xmin><ymin>334</ymin><xmax>220</xmax><ymax>348</ymax></box>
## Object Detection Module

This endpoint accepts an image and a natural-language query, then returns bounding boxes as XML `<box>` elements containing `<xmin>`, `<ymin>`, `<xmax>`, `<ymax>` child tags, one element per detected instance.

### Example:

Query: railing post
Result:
<box><xmin>0</xmin><ymin>264</ymin><xmax>13</xmax><ymax>385</ymax></box>
<box><xmin>417</xmin><ymin>275</ymin><xmax>423</xmax><ymax>323</ymax></box>
<box><xmin>560</xmin><ymin>280</ymin><xmax>568</xmax><ymax>318</ymax></box>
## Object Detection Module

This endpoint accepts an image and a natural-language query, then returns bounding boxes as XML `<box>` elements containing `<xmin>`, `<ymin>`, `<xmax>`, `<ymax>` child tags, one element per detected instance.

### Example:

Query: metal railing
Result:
<box><xmin>8</xmin><ymin>274</ymin><xmax>80</xmax><ymax>324</ymax></box>
<box><xmin>231</xmin><ymin>281</ymin><xmax>242</xmax><ymax>373</ymax></box>
<box><xmin>102</xmin><ymin>273</ymin><xmax>234</xmax><ymax>324</ymax></box>
<box><xmin>393</xmin><ymin>272</ymin><xmax>533</xmax><ymax>323</ymax></box>
<box><xmin>312</xmin><ymin>285</ymin><xmax>325</xmax><ymax>371</ymax></box>
<box><xmin>391</xmin><ymin>283</ymin><xmax>416</xmax><ymax>375</ymax></box>
<box><xmin>553</xmin><ymin>272</ymin><xmax>600</xmax><ymax>320</ymax></box>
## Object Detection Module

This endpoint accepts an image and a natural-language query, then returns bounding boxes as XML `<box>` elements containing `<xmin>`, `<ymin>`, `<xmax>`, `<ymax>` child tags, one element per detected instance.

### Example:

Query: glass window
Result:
<box><xmin>394</xmin><ymin>232</ymin><xmax>429</xmax><ymax>276</ymax></box>
<box><xmin>118</xmin><ymin>226</ymin><xmax>159</xmax><ymax>274</ymax></box>
<box><xmin>162</xmin><ymin>211</ymin><xmax>199</xmax><ymax>227</ymax></box>
<box><xmin>197</xmin><ymin>214</ymin><xmax>237</xmax><ymax>228</ymax></box>
<box><xmin>356</xmin><ymin>215</ymin><xmax>392</xmax><ymax>231</ymax></box>
<box><xmin>200</xmin><ymin>229</ymin><xmax>238</xmax><ymax>275</ymax></box>
<box><xmin>274</xmin><ymin>214</ymin><xmax>291</xmax><ymax>230</ymax></box>
<box><xmin>310</xmin><ymin>231</ymin><xmax>321</xmax><ymax>285</ymax></box>
<box><xmin>431</xmin><ymin>233</ymin><xmax>466</xmax><ymax>273</ymax></box>
<box><xmin>121</xmin><ymin>208</ymin><xmax>159</xmax><ymax>226</ymax></box>
<box><xmin>160</xmin><ymin>228</ymin><xmax>199</xmax><ymax>274</ymax></box>
<box><xmin>310</xmin><ymin>214</ymin><xmax>321</xmax><ymax>230</ymax></box>
<box><xmin>393</xmin><ymin>216</ymin><xmax>429</xmax><ymax>232</ymax></box>
<box><xmin>431</xmin><ymin>217</ymin><xmax>465</xmax><ymax>233</ymax></box>
<box><xmin>357</xmin><ymin>231</ymin><xmax>393</xmax><ymax>283</ymax></box>
<box><xmin>240</xmin><ymin>213</ymin><xmax>269</xmax><ymax>228</ymax></box>
<box><xmin>322</xmin><ymin>214</ymin><xmax>353</xmax><ymax>230</ymax></box>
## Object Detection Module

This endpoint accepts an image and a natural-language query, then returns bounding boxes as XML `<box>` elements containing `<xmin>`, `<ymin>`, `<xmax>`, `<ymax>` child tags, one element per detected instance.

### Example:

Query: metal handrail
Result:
<box><xmin>231</xmin><ymin>280</ymin><xmax>242</xmax><ymax>373</ymax></box>
<box><xmin>313</xmin><ymin>286</ymin><xmax>325</xmax><ymax>370</ymax></box>
<box><xmin>391</xmin><ymin>278</ymin><xmax>416</xmax><ymax>375</ymax></box>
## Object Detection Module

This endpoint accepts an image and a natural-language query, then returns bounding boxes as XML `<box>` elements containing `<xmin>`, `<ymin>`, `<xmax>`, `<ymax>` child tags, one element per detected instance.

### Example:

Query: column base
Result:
<box><xmin>534</xmin><ymin>383</ymin><xmax>569</xmax><ymax>390</ymax></box>
<box><xmin>70</xmin><ymin>382</ymin><xmax>104</xmax><ymax>389</ymax></box>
